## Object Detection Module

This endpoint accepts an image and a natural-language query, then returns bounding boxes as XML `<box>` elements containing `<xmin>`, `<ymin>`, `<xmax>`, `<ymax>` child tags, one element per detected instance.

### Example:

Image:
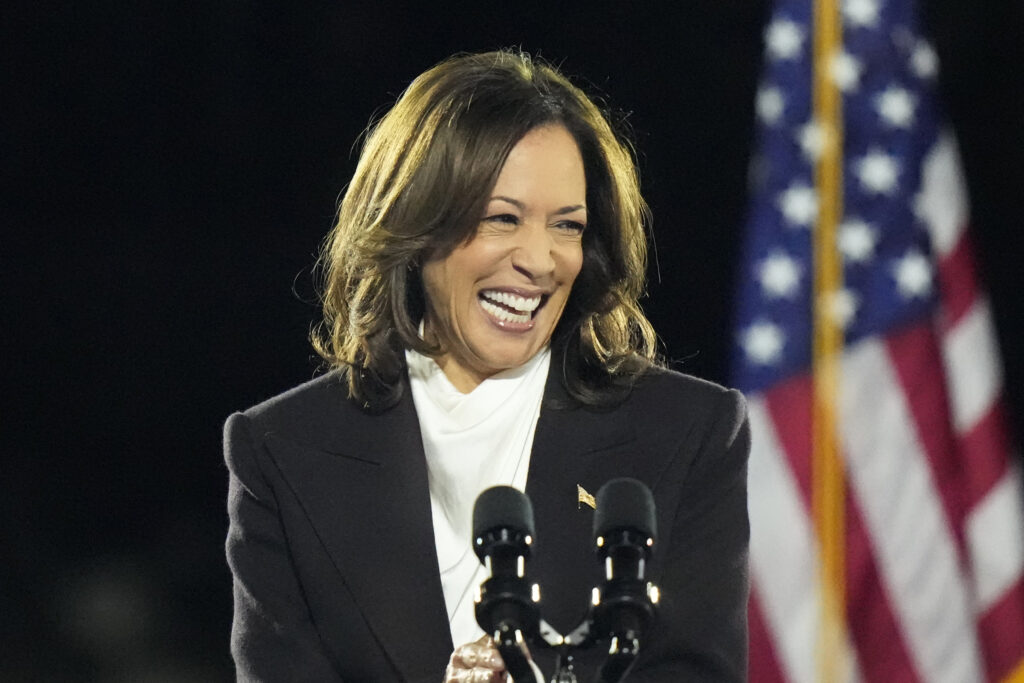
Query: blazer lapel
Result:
<box><xmin>526</xmin><ymin>371</ymin><xmax>647</xmax><ymax>636</ymax></box>
<box><xmin>264</xmin><ymin>380</ymin><xmax>452</xmax><ymax>681</ymax></box>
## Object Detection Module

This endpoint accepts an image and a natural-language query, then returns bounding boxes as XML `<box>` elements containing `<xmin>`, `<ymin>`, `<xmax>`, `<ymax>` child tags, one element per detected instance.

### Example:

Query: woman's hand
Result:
<box><xmin>444</xmin><ymin>635</ymin><xmax>507</xmax><ymax>682</ymax></box>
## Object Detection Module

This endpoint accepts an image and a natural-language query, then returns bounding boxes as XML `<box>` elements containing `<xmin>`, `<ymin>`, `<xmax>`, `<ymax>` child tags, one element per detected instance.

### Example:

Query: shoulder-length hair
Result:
<box><xmin>313</xmin><ymin>49</ymin><xmax>659</xmax><ymax>410</ymax></box>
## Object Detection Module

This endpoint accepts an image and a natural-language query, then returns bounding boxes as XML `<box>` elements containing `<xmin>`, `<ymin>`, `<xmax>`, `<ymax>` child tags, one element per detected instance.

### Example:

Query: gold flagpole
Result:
<box><xmin>812</xmin><ymin>0</ymin><xmax>846</xmax><ymax>680</ymax></box>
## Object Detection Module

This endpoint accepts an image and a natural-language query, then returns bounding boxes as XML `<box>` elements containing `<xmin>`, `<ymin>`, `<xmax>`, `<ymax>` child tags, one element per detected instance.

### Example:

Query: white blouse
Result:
<box><xmin>405</xmin><ymin>346</ymin><xmax>550</xmax><ymax>649</ymax></box>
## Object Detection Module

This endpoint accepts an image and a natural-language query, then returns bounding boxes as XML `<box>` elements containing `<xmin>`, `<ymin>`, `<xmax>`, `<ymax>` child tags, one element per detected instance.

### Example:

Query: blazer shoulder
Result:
<box><xmin>230</xmin><ymin>370</ymin><xmax>356</xmax><ymax>438</ymax></box>
<box><xmin>633</xmin><ymin>365</ymin><xmax>747</xmax><ymax>419</ymax></box>
<box><xmin>623</xmin><ymin>366</ymin><xmax>749</xmax><ymax>455</ymax></box>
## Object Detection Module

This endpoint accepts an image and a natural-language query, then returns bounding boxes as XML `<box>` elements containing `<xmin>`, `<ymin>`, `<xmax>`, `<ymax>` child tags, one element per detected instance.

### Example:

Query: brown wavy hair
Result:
<box><xmin>313</xmin><ymin>49</ymin><xmax>659</xmax><ymax>410</ymax></box>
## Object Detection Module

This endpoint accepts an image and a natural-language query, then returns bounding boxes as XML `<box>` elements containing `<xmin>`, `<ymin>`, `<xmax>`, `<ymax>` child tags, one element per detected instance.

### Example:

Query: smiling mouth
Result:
<box><xmin>478</xmin><ymin>290</ymin><xmax>548</xmax><ymax>324</ymax></box>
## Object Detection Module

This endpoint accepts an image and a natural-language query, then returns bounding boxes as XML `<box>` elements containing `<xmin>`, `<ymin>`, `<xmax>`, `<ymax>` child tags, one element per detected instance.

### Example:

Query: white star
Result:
<box><xmin>892</xmin><ymin>249</ymin><xmax>933</xmax><ymax>298</ymax></box>
<box><xmin>830</xmin><ymin>51</ymin><xmax>863</xmax><ymax>92</ymax></box>
<box><xmin>758</xmin><ymin>251</ymin><xmax>803</xmax><ymax>299</ymax></box>
<box><xmin>838</xmin><ymin>219</ymin><xmax>878</xmax><ymax>263</ymax></box>
<box><xmin>777</xmin><ymin>183</ymin><xmax>819</xmax><ymax>227</ymax></box>
<box><xmin>741</xmin><ymin>321</ymin><xmax>786</xmax><ymax>365</ymax></box>
<box><xmin>843</xmin><ymin>0</ymin><xmax>880</xmax><ymax>28</ymax></box>
<box><xmin>821</xmin><ymin>289</ymin><xmax>859</xmax><ymax>328</ymax></box>
<box><xmin>766</xmin><ymin>19</ymin><xmax>806</xmax><ymax>61</ymax></box>
<box><xmin>875</xmin><ymin>86</ymin><xmax>916</xmax><ymax>128</ymax></box>
<box><xmin>854</xmin><ymin>149</ymin><xmax>900</xmax><ymax>194</ymax></box>
<box><xmin>911</xmin><ymin>40</ymin><xmax>939</xmax><ymax>80</ymax></box>
<box><xmin>797</xmin><ymin>120</ymin><xmax>830</xmax><ymax>162</ymax></box>
<box><xmin>757</xmin><ymin>86</ymin><xmax>786</xmax><ymax>125</ymax></box>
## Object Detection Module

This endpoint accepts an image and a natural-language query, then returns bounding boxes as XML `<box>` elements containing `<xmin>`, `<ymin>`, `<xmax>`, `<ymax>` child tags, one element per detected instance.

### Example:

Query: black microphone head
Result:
<box><xmin>472</xmin><ymin>486</ymin><xmax>535</xmax><ymax>540</ymax></box>
<box><xmin>472</xmin><ymin>486</ymin><xmax>541</xmax><ymax>643</ymax></box>
<box><xmin>593</xmin><ymin>478</ymin><xmax>656</xmax><ymax>543</ymax></box>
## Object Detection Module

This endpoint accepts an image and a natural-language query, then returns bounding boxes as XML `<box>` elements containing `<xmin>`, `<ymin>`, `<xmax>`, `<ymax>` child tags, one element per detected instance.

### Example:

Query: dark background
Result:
<box><xmin>5</xmin><ymin>2</ymin><xmax>1022</xmax><ymax>680</ymax></box>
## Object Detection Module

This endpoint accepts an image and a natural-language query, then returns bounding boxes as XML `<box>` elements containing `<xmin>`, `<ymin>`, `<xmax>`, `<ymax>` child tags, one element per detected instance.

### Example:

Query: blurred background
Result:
<box><xmin>5</xmin><ymin>2</ymin><xmax>1022</xmax><ymax>680</ymax></box>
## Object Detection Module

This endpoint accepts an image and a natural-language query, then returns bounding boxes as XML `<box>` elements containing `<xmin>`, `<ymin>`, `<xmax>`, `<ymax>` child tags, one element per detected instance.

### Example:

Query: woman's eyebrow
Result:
<box><xmin>490</xmin><ymin>195</ymin><xmax>525</xmax><ymax>209</ymax></box>
<box><xmin>490</xmin><ymin>196</ymin><xmax>586</xmax><ymax>215</ymax></box>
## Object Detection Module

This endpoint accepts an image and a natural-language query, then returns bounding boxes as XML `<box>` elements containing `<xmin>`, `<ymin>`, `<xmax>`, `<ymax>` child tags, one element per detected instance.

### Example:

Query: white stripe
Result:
<box><xmin>841</xmin><ymin>339</ymin><xmax>984</xmax><ymax>683</ymax></box>
<box><xmin>967</xmin><ymin>464</ymin><xmax>1024</xmax><ymax>612</ymax></box>
<box><xmin>915</xmin><ymin>132</ymin><xmax>969</xmax><ymax>259</ymax></box>
<box><xmin>747</xmin><ymin>398</ymin><xmax>861</xmax><ymax>683</ymax></box>
<box><xmin>942</xmin><ymin>298</ymin><xmax>1003</xmax><ymax>433</ymax></box>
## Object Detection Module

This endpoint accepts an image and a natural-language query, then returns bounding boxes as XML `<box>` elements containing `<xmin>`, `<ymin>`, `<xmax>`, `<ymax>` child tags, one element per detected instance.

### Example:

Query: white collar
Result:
<box><xmin>405</xmin><ymin>345</ymin><xmax>551</xmax><ymax>648</ymax></box>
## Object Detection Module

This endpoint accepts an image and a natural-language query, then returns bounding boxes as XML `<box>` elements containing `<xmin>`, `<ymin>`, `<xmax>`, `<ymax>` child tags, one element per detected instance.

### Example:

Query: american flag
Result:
<box><xmin>731</xmin><ymin>0</ymin><xmax>1024</xmax><ymax>681</ymax></box>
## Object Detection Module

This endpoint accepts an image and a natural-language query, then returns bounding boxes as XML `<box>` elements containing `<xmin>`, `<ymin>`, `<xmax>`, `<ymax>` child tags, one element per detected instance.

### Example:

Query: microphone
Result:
<box><xmin>591</xmin><ymin>478</ymin><xmax>659</xmax><ymax>683</ymax></box>
<box><xmin>473</xmin><ymin>486</ymin><xmax>541</xmax><ymax>682</ymax></box>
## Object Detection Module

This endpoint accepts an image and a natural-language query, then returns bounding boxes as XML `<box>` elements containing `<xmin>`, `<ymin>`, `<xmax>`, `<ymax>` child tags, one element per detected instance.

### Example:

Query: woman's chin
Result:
<box><xmin>467</xmin><ymin>338</ymin><xmax>545</xmax><ymax>376</ymax></box>
<box><xmin>480</xmin><ymin>349</ymin><xmax>540</xmax><ymax>374</ymax></box>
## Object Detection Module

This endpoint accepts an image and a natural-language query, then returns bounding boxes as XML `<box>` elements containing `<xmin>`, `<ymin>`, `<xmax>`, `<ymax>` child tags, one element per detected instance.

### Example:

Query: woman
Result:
<box><xmin>225</xmin><ymin>50</ymin><xmax>750</xmax><ymax>682</ymax></box>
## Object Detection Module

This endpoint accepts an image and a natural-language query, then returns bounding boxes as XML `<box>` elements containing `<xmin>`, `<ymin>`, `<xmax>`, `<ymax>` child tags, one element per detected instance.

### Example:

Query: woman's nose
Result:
<box><xmin>510</xmin><ymin>221</ymin><xmax>557</xmax><ymax>279</ymax></box>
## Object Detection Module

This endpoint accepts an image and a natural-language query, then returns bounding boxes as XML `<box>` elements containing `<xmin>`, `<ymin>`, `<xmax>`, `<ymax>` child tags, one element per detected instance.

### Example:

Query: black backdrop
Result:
<box><xmin>6</xmin><ymin>2</ymin><xmax>1022</xmax><ymax>679</ymax></box>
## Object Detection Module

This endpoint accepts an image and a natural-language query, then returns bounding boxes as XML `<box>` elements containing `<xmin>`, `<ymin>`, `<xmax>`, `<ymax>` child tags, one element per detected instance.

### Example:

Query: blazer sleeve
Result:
<box><xmin>631</xmin><ymin>387</ymin><xmax>751</xmax><ymax>683</ymax></box>
<box><xmin>224</xmin><ymin>411</ymin><xmax>344</xmax><ymax>682</ymax></box>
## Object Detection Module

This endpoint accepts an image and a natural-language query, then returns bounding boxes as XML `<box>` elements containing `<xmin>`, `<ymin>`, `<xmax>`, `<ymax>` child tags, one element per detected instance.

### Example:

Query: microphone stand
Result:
<box><xmin>473</xmin><ymin>561</ymin><xmax>659</xmax><ymax>682</ymax></box>
<box><xmin>471</xmin><ymin>480</ymin><xmax>658</xmax><ymax>683</ymax></box>
<box><xmin>540</xmin><ymin>615</ymin><xmax>648</xmax><ymax>683</ymax></box>
<box><xmin>492</xmin><ymin>622</ymin><xmax>542</xmax><ymax>683</ymax></box>
<box><xmin>550</xmin><ymin>644</ymin><xmax>579</xmax><ymax>683</ymax></box>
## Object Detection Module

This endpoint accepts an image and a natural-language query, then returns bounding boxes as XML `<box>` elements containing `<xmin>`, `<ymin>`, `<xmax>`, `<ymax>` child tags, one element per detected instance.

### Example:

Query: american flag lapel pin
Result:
<box><xmin>577</xmin><ymin>484</ymin><xmax>596</xmax><ymax>510</ymax></box>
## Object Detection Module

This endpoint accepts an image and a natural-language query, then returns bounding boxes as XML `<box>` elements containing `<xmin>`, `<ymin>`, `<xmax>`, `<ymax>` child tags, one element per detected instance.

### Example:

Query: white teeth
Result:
<box><xmin>480</xmin><ymin>290</ymin><xmax>542</xmax><ymax>313</ymax></box>
<box><xmin>480</xmin><ymin>298</ymin><xmax>531</xmax><ymax>324</ymax></box>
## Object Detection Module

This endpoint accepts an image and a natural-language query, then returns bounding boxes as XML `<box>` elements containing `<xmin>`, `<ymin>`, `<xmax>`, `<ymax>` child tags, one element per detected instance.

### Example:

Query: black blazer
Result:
<box><xmin>224</xmin><ymin>365</ymin><xmax>750</xmax><ymax>682</ymax></box>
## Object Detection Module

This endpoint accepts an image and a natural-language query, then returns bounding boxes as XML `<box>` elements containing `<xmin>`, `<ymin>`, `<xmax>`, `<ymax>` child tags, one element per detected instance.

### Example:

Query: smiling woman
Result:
<box><xmin>421</xmin><ymin>124</ymin><xmax>587</xmax><ymax>392</ymax></box>
<box><xmin>313</xmin><ymin>49</ymin><xmax>657</xmax><ymax>411</ymax></box>
<box><xmin>224</xmin><ymin>49</ymin><xmax>751</xmax><ymax>683</ymax></box>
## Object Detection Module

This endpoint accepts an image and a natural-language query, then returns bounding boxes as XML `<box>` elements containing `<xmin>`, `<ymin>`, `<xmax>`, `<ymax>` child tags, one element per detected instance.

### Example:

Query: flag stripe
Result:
<box><xmin>841</xmin><ymin>338</ymin><xmax>984</xmax><ymax>682</ymax></box>
<box><xmin>844</xmin><ymin>491</ymin><xmax>922</xmax><ymax>682</ymax></box>
<box><xmin>885</xmin><ymin>322</ymin><xmax>969</xmax><ymax>549</ymax></box>
<box><xmin>747</xmin><ymin>398</ymin><xmax>863</xmax><ymax>683</ymax></box>
<box><xmin>977</xmin><ymin>577</ymin><xmax>1024</xmax><ymax>680</ymax></box>
<box><xmin>749</xmin><ymin>589</ymin><xmax>788</xmax><ymax>683</ymax></box>
<box><xmin>916</xmin><ymin>134</ymin><xmax>969</xmax><ymax>259</ymax></box>
<box><xmin>936</xmin><ymin>231</ymin><xmax>980</xmax><ymax>329</ymax></box>
<box><xmin>942</xmin><ymin>299</ymin><xmax>1003</xmax><ymax>434</ymax></box>
<box><xmin>967</xmin><ymin>467</ymin><xmax>1024</xmax><ymax>612</ymax></box>
<box><xmin>764</xmin><ymin>374</ymin><xmax>814</xmax><ymax>504</ymax></box>
<box><xmin>959</xmin><ymin>404</ymin><xmax>1013</xmax><ymax>508</ymax></box>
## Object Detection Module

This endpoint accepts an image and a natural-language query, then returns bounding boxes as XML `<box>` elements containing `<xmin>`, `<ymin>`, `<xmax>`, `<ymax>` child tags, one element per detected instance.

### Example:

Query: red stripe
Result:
<box><xmin>764</xmin><ymin>374</ymin><xmax>814</xmax><ymax>508</ymax></box>
<box><xmin>959</xmin><ymin>402</ymin><xmax>1012</xmax><ymax>508</ymax></box>
<box><xmin>936</xmin><ymin>229</ymin><xmax>980</xmax><ymax>330</ymax></box>
<box><xmin>764</xmin><ymin>376</ymin><xmax>921</xmax><ymax>681</ymax></box>
<box><xmin>845</xmin><ymin>493</ymin><xmax>921</xmax><ymax>682</ymax></box>
<box><xmin>748</xmin><ymin>589</ymin><xmax>787</xmax><ymax>683</ymax></box>
<box><xmin>977</xmin><ymin>576</ymin><xmax>1024</xmax><ymax>680</ymax></box>
<box><xmin>884</xmin><ymin>323</ymin><xmax>970</xmax><ymax>552</ymax></box>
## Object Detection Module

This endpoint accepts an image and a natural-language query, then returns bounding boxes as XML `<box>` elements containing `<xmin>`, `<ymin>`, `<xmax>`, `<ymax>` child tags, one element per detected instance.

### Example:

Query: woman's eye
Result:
<box><xmin>484</xmin><ymin>214</ymin><xmax>519</xmax><ymax>225</ymax></box>
<box><xmin>555</xmin><ymin>220</ymin><xmax>586</xmax><ymax>234</ymax></box>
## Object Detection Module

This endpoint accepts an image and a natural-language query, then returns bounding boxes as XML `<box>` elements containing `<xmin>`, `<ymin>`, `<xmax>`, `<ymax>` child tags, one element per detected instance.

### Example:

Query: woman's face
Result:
<box><xmin>421</xmin><ymin>124</ymin><xmax>587</xmax><ymax>393</ymax></box>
